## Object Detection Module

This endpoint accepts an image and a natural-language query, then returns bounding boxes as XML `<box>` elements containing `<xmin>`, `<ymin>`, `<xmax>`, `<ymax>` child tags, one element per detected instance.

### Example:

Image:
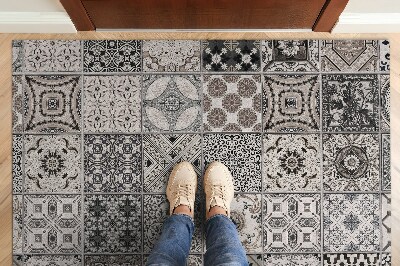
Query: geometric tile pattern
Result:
<box><xmin>12</xmin><ymin>39</ymin><xmax>391</xmax><ymax>262</ymax></box>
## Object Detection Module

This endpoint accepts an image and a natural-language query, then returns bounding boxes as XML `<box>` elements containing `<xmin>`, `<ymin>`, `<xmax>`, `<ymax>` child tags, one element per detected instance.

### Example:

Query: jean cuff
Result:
<box><xmin>171</xmin><ymin>213</ymin><xmax>195</xmax><ymax>225</ymax></box>
<box><xmin>206</xmin><ymin>213</ymin><xmax>230</xmax><ymax>224</ymax></box>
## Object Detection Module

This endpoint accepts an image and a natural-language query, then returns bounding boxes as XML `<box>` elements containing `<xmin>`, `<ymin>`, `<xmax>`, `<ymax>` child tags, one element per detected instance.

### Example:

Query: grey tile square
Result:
<box><xmin>13</xmin><ymin>195</ymin><xmax>23</xmax><ymax>253</ymax></box>
<box><xmin>263</xmin><ymin>134</ymin><xmax>321</xmax><ymax>192</ymax></box>
<box><xmin>12</xmin><ymin>76</ymin><xmax>23</xmax><ymax>132</ymax></box>
<box><xmin>84</xmin><ymin>134</ymin><xmax>141</xmax><ymax>193</ymax></box>
<box><xmin>203</xmin><ymin>134</ymin><xmax>262</xmax><ymax>192</ymax></box>
<box><xmin>264</xmin><ymin>254</ymin><xmax>321</xmax><ymax>266</ymax></box>
<box><xmin>12</xmin><ymin>135</ymin><xmax>23</xmax><ymax>193</ymax></box>
<box><xmin>143</xmin><ymin>40</ymin><xmax>201</xmax><ymax>72</ymax></box>
<box><xmin>24</xmin><ymin>195</ymin><xmax>82</xmax><ymax>253</ymax></box>
<box><xmin>12</xmin><ymin>40</ymin><xmax>24</xmax><ymax>72</ymax></box>
<box><xmin>322</xmin><ymin>74</ymin><xmax>379</xmax><ymax>132</ymax></box>
<box><xmin>84</xmin><ymin>194</ymin><xmax>142</xmax><ymax>253</ymax></box>
<box><xmin>382</xmin><ymin>134</ymin><xmax>391</xmax><ymax>190</ymax></box>
<box><xmin>323</xmin><ymin>193</ymin><xmax>380</xmax><ymax>252</ymax></box>
<box><xmin>203</xmin><ymin>75</ymin><xmax>262</xmax><ymax>132</ymax></box>
<box><xmin>263</xmin><ymin>75</ymin><xmax>320</xmax><ymax>132</ymax></box>
<box><xmin>381</xmin><ymin>74</ymin><xmax>390</xmax><ymax>131</ymax></box>
<box><xmin>382</xmin><ymin>193</ymin><xmax>391</xmax><ymax>252</ymax></box>
<box><xmin>84</xmin><ymin>40</ymin><xmax>141</xmax><ymax>72</ymax></box>
<box><xmin>24</xmin><ymin>40</ymin><xmax>81</xmax><ymax>72</ymax></box>
<box><xmin>143</xmin><ymin>75</ymin><xmax>202</xmax><ymax>132</ymax></box>
<box><xmin>84</xmin><ymin>255</ymin><xmax>142</xmax><ymax>265</ymax></box>
<box><xmin>24</xmin><ymin>75</ymin><xmax>81</xmax><ymax>133</ymax></box>
<box><xmin>143</xmin><ymin>134</ymin><xmax>201</xmax><ymax>193</ymax></box>
<box><xmin>382</xmin><ymin>253</ymin><xmax>391</xmax><ymax>266</ymax></box>
<box><xmin>379</xmin><ymin>40</ymin><xmax>390</xmax><ymax>72</ymax></box>
<box><xmin>320</xmin><ymin>40</ymin><xmax>378</xmax><ymax>72</ymax></box>
<box><xmin>262</xmin><ymin>40</ymin><xmax>319</xmax><ymax>72</ymax></box>
<box><xmin>322</xmin><ymin>134</ymin><xmax>379</xmax><ymax>191</ymax></box>
<box><xmin>83</xmin><ymin>75</ymin><xmax>141</xmax><ymax>133</ymax></box>
<box><xmin>23</xmin><ymin>255</ymin><xmax>82</xmax><ymax>265</ymax></box>
<box><xmin>323</xmin><ymin>253</ymin><xmax>380</xmax><ymax>265</ymax></box>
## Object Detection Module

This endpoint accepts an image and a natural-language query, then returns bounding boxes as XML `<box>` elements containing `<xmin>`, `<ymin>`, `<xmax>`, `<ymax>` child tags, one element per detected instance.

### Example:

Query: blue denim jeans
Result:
<box><xmin>147</xmin><ymin>214</ymin><xmax>248</xmax><ymax>266</ymax></box>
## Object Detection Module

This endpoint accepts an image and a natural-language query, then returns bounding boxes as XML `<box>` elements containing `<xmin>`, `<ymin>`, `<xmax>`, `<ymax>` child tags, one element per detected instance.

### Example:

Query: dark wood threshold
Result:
<box><xmin>60</xmin><ymin>0</ymin><xmax>95</xmax><ymax>31</ymax></box>
<box><xmin>313</xmin><ymin>0</ymin><xmax>350</xmax><ymax>32</ymax></box>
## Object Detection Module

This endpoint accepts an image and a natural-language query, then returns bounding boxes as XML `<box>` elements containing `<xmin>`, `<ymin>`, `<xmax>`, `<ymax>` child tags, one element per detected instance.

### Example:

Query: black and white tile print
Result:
<box><xmin>12</xmin><ymin>39</ymin><xmax>391</xmax><ymax>262</ymax></box>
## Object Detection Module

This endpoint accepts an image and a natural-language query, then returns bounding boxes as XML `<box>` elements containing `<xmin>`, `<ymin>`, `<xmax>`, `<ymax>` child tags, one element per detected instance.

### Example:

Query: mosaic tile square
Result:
<box><xmin>263</xmin><ymin>134</ymin><xmax>321</xmax><ymax>192</ymax></box>
<box><xmin>24</xmin><ymin>40</ymin><xmax>81</xmax><ymax>72</ymax></box>
<box><xmin>247</xmin><ymin>254</ymin><xmax>262</xmax><ymax>265</ymax></box>
<box><xmin>202</xmin><ymin>40</ymin><xmax>261</xmax><ymax>72</ymax></box>
<box><xmin>24</xmin><ymin>75</ymin><xmax>81</xmax><ymax>133</ymax></box>
<box><xmin>263</xmin><ymin>74</ymin><xmax>320</xmax><ymax>132</ymax></box>
<box><xmin>12</xmin><ymin>76</ymin><xmax>23</xmax><ymax>132</ymax></box>
<box><xmin>379</xmin><ymin>40</ymin><xmax>390</xmax><ymax>72</ymax></box>
<box><xmin>84</xmin><ymin>40</ymin><xmax>141</xmax><ymax>72</ymax></box>
<box><xmin>382</xmin><ymin>134</ymin><xmax>391</xmax><ymax>190</ymax></box>
<box><xmin>24</xmin><ymin>194</ymin><xmax>81</xmax><ymax>253</ymax></box>
<box><xmin>187</xmin><ymin>255</ymin><xmax>203</xmax><ymax>266</ymax></box>
<box><xmin>381</xmin><ymin>74</ymin><xmax>390</xmax><ymax>131</ymax></box>
<box><xmin>322</xmin><ymin>134</ymin><xmax>379</xmax><ymax>191</ymax></box>
<box><xmin>12</xmin><ymin>40</ymin><xmax>24</xmax><ymax>72</ymax></box>
<box><xmin>203</xmin><ymin>134</ymin><xmax>262</xmax><ymax>192</ymax></box>
<box><xmin>84</xmin><ymin>255</ymin><xmax>142</xmax><ymax>265</ymax></box>
<box><xmin>322</xmin><ymin>74</ymin><xmax>379</xmax><ymax>132</ymax></box>
<box><xmin>320</xmin><ymin>40</ymin><xmax>378</xmax><ymax>72</ymax></box>
<box><xmin>203</xmin><ymin>75</ymin><xmax>262</xmax><ymax>132</ymax></box>
<box><xmin>84</xmin><ymin>194</ymin><xmax>142</xmax><ymax>253</ymax></box>
<box><xmin>143</xmin><ymin>134</ymin><xmax>201</xmax><ymax>193</ymax></box>
<box><xmin>264</xmin><ymin>254</ymin><xmax>321</xmax><ymax>266</ymax></box>
<box><xmin>323</xmin><ymin>253</ymin><xmax>380</xmax><ymax>266</ymax></box>
<box><xmin>13</xmin><ymin>195</ymin><xmax>22</xmax><ymax>253</ymax></box>
<box><xmin>143</xmin><ymin>75</ymin><xmax>202</xmax><ymax>132</ymax></box>
<box><xmin>262</xmin><ymin>40</ymin><xmax>319</xmax><ymax>72</ymax></box>
<box><xmin>382</xmin><ymin>193</ymin><xmax>391</xmax><ymax>252</ymax></box>
<box><xmin>323</xmin><ymin>193</ymin><xmax>380</xmax><ymax>252</ymax></box>
<box><xmin>84</xmin><ymin>134</ymin><xmax>141</xmax><ymax>193</ymax></box>
<box><xmin>263</xmin><ymin>194</ymin><xmax>321</xmax><ymax>252</ymax></box>
<box><xmin>83</xmin><ymin>75</ymin><xmax>141</xmax><ymax>133</ymax></box>
<box><xmin>382</xmin><ymin>253</ymin><xmax>391</xmax><ymax>266</ymax></box>
<box><xmin>12</xmin><ymin>135</ymin><xmax>23</xmax><ymax>193</ymax></box>
<box><xmin>23</xmin><ymin>255</ymin><xmax>82</xmax><ymax>265</ymax></box>
<box><xmin>143</xmin><ymin>40</ymin><xmax>201</xmax><ymax>72</ymax></box>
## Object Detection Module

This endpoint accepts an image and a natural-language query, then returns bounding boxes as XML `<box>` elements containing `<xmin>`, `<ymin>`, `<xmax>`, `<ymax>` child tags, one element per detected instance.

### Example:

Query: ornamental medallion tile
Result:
<box><xmin>12</xmin><ymin>76</ymin><xmax>23</xmax><ymax>132</ymax></box>
<box><xmin>381</xmin><ymin>75</ymin><xmax>390</xmax><ymax>132</ymax></box>
<box><xmin>382</xmin><ymin>193</ymin><xmax>391</xmax><ymax>252</ymax></box>
<box><xmin>379</xmin><ymin>40</ymin><xmax>390</xmax><ymax>72</ymax></box>
<box><xmin>143</xmin><ymin>75</ymin><xmax>201</xmax><ymax>132</ymax></box>
<box><xmin>264</xmin><ymin>254</ymin><xmax>321</xmax><ymax>266</ymax></box>
<box><xmin>382</xmin><ymin>134</ymin><xmax>391</xmax><ymax>190</ymax></box>
<box><xmin>203</xmin><ymin>75</ymin><xmax>262</xmax><ymax>132</ymax></box>
<box><xmin>323</xmin><ymin>253</ymin><xmax>380</xmax><ymax>266</ymax></box>
<box><xmin>263</xmin><ymin>75</ymin><xmax>320</xmax><ymax>132</ymax></box>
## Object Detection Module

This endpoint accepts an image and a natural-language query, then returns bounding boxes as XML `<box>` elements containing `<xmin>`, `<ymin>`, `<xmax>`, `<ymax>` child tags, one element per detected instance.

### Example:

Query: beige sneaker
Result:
<box><xmin>204</xmin><ymin>161</ymin><xmax>234</xmax><ymax>217</ymax></box>
<box><xmin>166</xmin><ymin>161</ymin><xmax>197</xmax><ymax>215</ymax></box>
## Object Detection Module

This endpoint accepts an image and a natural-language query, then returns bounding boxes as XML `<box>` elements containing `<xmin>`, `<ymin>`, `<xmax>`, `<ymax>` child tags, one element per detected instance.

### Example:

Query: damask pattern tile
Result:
<box><xmin>382</xmin><ymin>193</ymin><xmax>391</xmax><ymax>252</ymax></box>
<box><xmin>379</xmin><ymin>40</ymin><xmax>390</xmax><ymax>72</ymax></box>
<box><xmin>24</xmin><ymin>255</ymin><xmax>82</xmax><ymax>265</ymax></box>
<box><xmin>322</xmin><ymin>75</ymin><xmax>379</xmax><ymax>132</ymax></box>
<box><xmin>143</xmin><ymin>75</ymin><xmax>202</xmax><ymax>132</ymax></box>
<box><xmin>320</xmin><ymin>40</ymin><xmax>378</xmax><ymax>72</ymax></box>
<box><xmin>247</xmin><ymin>254</ymin><xmax>262</xmax><ymax>265</ymax></box>
<box><xmin>203</xmin><ymin>75</ymin><xmax>262</xmax><ymax>132</ymax></box>
<box><xmin>84</xmin><ymin>134</ymin><xmax>141</xmax><ymax>193</ymax></box>
<box><xmin>143</xmin><ymin>134</ymin><xmax>201</xmax><ymax>192</ymax></box>
<box><xmin>382</xmin><ymin>134</ymin><xmax>391</xmax><ymax>190</ymax></box>
<box><xmin>323</xmin><ymin>253</ymin><xmax>380</xmax><ymax>266</ymax></box>
<box><xmin>322</xmin><ymin>134</ymin><xmax>379</xmax><ymax>191</ymax></box>
<box><xmin>263</xmin><ymin>134</ymin><xmax>321</xmax><ymax>192</ymax></box>
<box><xmin>264</xmin><ymin>254</ymin><xmax>321</xmax><ymax>266</ymax></box>
<box><xmin>84</xmin><ymin>194</ymin><xmax>142</xmax><ymax>253</ymax></box>
<box><xmin>263</xmin><ymin>75</ymin><xmax>320</xmax><ymax>132</ymax></box>
<box><xmin>84</xmin><ymin>40</ymin><xmax>141</xmax><ymax>72</ymax></box>
<box><xmin>381</xmin><ymin>75</ymin><xmax>390</xmax><ymax>131</ymax></box>
<box><xmin>203</xmin><ymin>134</ymin><xmax>261</xmax><ymax>192</ymax></box>
<box><xmin>24</xmin><ymin>195</ymin><xmax>81</xmax><ymax>253</ymax></box>
<box><xmin>263</xmin><ymin>194</ymin><xmax>321</xmax><ymax>252</ymax></box>
<box><xmin>12</xmin><ymin>76</ymin><xmax>23</xmax><ymax>132</ymax></box>
<box><xmin>84</xmin><ymin>75</ymin><xmax>141</xmax><ymax>133</ymax></box>
<box><xmin>12</xmin><ymin>40</ymin><xmax>24</xmax><ymax>72</ymax></box>
<box><xmin>262</xmin><ymin>40</ymin><xmax>319</xmax><ymax>72</ymax></box>
<box><xmin>143</xmin><ymin>40</ymin><xmax>201</xmax><ymax>72</ymax></box>
<box><xmin>382</xmin><ymin>253</ymin><xmax>391</xmax><ymax>266</ymax></box>
<box><xmin>84</xmin><ymin>255</ymin><xmax>142</xmax><ymax>265</ymax></box>
<box><xmin>323</xmin><ymin>193</ymin><xmax>380</xmax><ymax>252</ymax></box>
<box><xmin>202</xmin><ymin>40</ymin><xmax>261</xmax><ymax>72</ymax></box>
<box><xmin>12</xmin><ymin>135</ymin><xmax>23</xmax><ymax>193</ymax></box>
<box><xmin>13</xmin><ymin>195</ymin><xmax>23</xmax><ymax>253</ymax></box>
<box><xmin>24</xmin><ymin>75</ymin><xmax>81</xmax><ymax>133</ymax></box>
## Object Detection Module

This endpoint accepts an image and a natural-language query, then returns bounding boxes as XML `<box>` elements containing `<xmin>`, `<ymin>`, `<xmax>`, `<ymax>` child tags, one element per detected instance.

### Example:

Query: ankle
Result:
<box><xmin>173</xmin><ymin>204</ymin><xmax>193</xmax><ymax>218</ymax></box>
<box><xmin>206</xmin><ymin>206</ymin><xmax>227</xmax><ymax>220</ymax></box>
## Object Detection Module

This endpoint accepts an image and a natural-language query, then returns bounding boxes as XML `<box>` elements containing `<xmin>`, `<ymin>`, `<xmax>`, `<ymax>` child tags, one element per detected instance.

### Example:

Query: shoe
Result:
<box><xmin>166</xmin><ymin>161</ymin><xmax>197</xmax><ymax>215</ymax></box>
<box><xmin>204</xmin><ymin>161</ymin><xmax>234</xmax><ymax>217</ymax></box>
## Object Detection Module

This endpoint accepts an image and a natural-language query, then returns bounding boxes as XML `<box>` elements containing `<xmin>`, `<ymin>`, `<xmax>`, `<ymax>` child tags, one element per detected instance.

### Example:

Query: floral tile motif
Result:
<box><xmin>24</xmin><ymin>134</ymin><xmax>81</xmax><ymax>193</ymax></box>
<box><xmin>381</xmin><ymin>253</ymin><xmax>391</xmax><ymax>266</ymax></box>
<box><xmin>203</xmin><ymin>75</ymin><xmax>262</xmax><ymax>132</ymax></box>
<box><xmin>323</xmin><ymin>253</ymin><xmax>380</xmax><ymax>266</ymax></box>
<box><xmin>231</xmin><ymin>194</ymin><xmax>262</xmax><ymax>252</ymax></box>
<box><xmin>12</xmin><ymin>135</ymin><xmax>23</xmax><ymax>193</ymax></box>
<box><xmin>24</xmin><ymin>75</ymin><xmax>81</xmax><ymax>133</ymax></box>
<box><xmin>263</xmin><ymin>134</ymin><xmax>321</xmax><ymax>192</ymax></box>
<box><xmin>84</xmin><ymin>255</ymin><xmax>142</xmax><ymax>265</ymax></box>
<box><xmin>143</xmin><ymin>75</ymin><xmax>201</xmax><ymax>132</ymax></box>
<box><xmin>13</xmin><ymin>195</ymin><xmax>23</xmax><ymax>253</ymax></box>
<box><xmin>84</xmin><ymin>194</ymin><xmax>142</xmax><ymax>253</ymax></box>
<box><xmin>264</xmin><ymin>254</ymin><xmax>321</xmax><ymax>266</ymax></box>
<box><xmin>84</xmin><ymin>134</ymin><xmax>141</xmax><ymax>193</ymax></box>
<box><xmin>12</xmin><ymin>76</ymin><xmax>23</xmax><ymax>132</ymax></box>
<box><xmin>84</xmin><ymin>75</ymin><xmax>141</xmax><ymax>133</ymax></box>
<box><xmin>24</xmin><ymin>195</ymin><xmax>81</xmax><ymax>253</ymax></box>
<box><xmin>24</xmin><ymin>40</ymin><xmax>81</xmax><ymax>72</ymax></box>
<box><xmin>322</xmin><ymin>134</ymin><xmax>379</xmax><ymax>191</ymax></box>
<box><xmin>143</xmin><ymin>40</ymin><xmax>201</xmax><ymax>72</ymax></box>
<box><xmin>262</xmin><ymin>40</ymin><xmax>319</xmax><ymax>72</ymax></box>
<box><xmin>202</xmin><ymin>40</ymin><xmax>261</xmax><ymax>72</ymax></box>
<box><xmin>187</xmin><ymin>255</ymin><xmax>203</xmax><ymax>266</ymax></box>
<box><xmin>263</xmin><ymin>75</ymin><xmax>320</xmax><ymax>132</ymax></box>
<box><xmin>382</xmin><ymin>134</ymin><xmax>391</xmax><ymax>190</ymax></box>
<box><xmin>84</xmin><ymin>40</ymin><xmax>141</xmax><ymax>72</ymax></box>
<box><xmin>263</xmin><ymin>194</ymin><xmax>321</xmax><ymax>252</ymax></box>
<box><xmin>203</xmin><ymin>134</ymin><xmax>261</xmax><ymax>192</ymax></box>
<box><xmin>323</xmin><ymin>193</ymin><xmax>380</xmax><ymax>252</ymax></box>
<box><xmin>381</xmin><ymin>75</ymin><xmax>390</xmax><ymax>131</ymax></box>
<box><xmin>322</xmin><ymin>75</ymin><xmax>378</xmax><ymax>132</ymax></box>
<box><xmin>382</xmin><ymin>193</ymin><xmax>391</xmax><ymax>252</ymax></box>
<box><xmin>143</xmin><ymin>134</ymin><xmax>201</xmax><ymax>192</ymax></box>
<box><xmin>247</xmin><ymin>254</ymin><xmax>262</xmax><ymax>265</ymax></box>
<box><xmin>23</xmin><ymin>255</ymin><xmax>82</xmax><ymax>265</ymax></box>
<box><xmin>379</xmin><ymin>40</ymin><xmax>390</xmax><ymax>72</ymax></box>
<box><xmin>12</xmin><ymin>40</ymin><xmax>24</xmax><ymax>72</ymax></box>
<box><xmin>320</xmin><ymin>40</ymin><xmax>378</xmax><ymax>72</ymax></box>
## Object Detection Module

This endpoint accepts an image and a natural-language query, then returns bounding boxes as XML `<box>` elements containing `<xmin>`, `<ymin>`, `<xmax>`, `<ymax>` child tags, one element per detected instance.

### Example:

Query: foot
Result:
<box><xmin>166</xmin><ymin>161</ymin><xmax>197</xmax><ymax>217</ymax></box>
<box><xmin>204</xmin><ymin>161</ymin><xmax>234</xmax><ymax>219</ymax></box>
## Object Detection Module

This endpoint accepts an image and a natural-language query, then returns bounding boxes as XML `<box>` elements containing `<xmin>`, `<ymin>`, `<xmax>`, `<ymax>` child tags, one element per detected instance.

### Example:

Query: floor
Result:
<box><xmin>0</xmin><ymin>32</ymin><xmax>399</xmax><ymax>266</ymax></box>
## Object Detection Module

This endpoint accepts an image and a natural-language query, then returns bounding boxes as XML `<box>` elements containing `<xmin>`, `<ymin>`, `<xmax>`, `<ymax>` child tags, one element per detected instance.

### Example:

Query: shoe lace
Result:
<box><xmin>174</xmin><ymin>184</ymin><xmax>193</xmax><ymax>201</ymax></box>
<box><xmin>210</xmin><ymin>185</ymin><xmax>226</xmax><ymax>202</ymax></box>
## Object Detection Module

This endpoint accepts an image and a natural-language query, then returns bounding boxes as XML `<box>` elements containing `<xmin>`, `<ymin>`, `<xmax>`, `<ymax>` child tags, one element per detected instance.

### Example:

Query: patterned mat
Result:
<box><xmin>12</xmin><ymin>40</ymin><xmax>391</xmax><ymax>265</ymax></box>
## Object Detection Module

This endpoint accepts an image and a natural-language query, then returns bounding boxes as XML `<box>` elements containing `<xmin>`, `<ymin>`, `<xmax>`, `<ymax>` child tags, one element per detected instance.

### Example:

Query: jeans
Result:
<box><xmin>147</xmin><ymin>214</ymin><xmax>248</xmax><ymax>266</ymax></box>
